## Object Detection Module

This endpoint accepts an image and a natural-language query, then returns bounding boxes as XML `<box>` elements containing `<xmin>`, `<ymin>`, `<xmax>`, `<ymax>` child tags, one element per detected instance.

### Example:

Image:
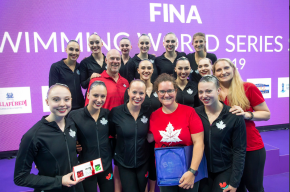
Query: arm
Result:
<box><xmin>49</xmin><ymin>64</ymin><xmax>59</xmax><ymax>87</ymax></box>
<box><xmin>230</xmin><ymin>102</ymin><xmax>270</xmax><ymax>121</ymax></box>
<box><xmin>79</xmin><ymin>61</ymin><xmax>90</xmax><ymax>89</ymax></box>
<box><xmin>179</xmin><ymin>132</ymin><xmax>204</xmax><ymax>189</ymax></box>
<box><xmin>14</xmin><ymin>134</ymin><xmax>81</xmax><ymax>190</ymax></box>
<box><xmin>124</xmin><ymin>89</ymin><xmax>129</xmax><ymax>103</ymax></box>
<box><xmin>108</xmin><ymin>110</ymin><xmax>116</xmax><ymax>137</ymax></box>
<box><xmin>126</xmin><ymin>60</ymin><xmax>135</xmax><ymax>83</ymax></box>
<box><xmin>147</xmin><ymin>133</ymin><xmax>154</xmax><ymax>143</ymax></box>
<box><xmin>227</xmin><ymin>116</ymin><xmax>247</xmax><ymax>190</ymax></box>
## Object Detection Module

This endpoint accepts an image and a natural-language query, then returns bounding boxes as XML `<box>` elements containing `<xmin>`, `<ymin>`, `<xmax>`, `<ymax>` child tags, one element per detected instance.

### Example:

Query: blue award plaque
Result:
<box><xmin>155</xmin><ymin>145</ymin><xmax>208</xmax><ymax>186</ymax></box>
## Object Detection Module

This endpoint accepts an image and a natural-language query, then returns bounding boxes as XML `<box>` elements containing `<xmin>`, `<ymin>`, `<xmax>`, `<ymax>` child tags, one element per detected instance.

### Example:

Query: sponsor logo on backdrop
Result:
<box><xmin>278</xmin><ymin>77</ymin><xmax>289</xmax><ymax>98</ymax></box>
<box><xmin>247</xmin><ymin>78</ymin><xmax>271</xmax><ymax>99</ymax></box>
<box><xmin>41</xmin><ymin>86</ymin><xmax>50</xmax><ymax>112</ymax></box>
<box><xmin>0</xmin><ymin>87</ymin><xmax>32</xmax><ymax>115</ymax></box>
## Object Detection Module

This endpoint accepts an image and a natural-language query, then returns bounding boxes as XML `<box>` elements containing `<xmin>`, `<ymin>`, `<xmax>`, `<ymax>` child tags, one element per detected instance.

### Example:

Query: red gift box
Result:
<box><xmin>73</xmin><ymin>158</ymin><xmax>103</xmax><ymax>180</ymax></box>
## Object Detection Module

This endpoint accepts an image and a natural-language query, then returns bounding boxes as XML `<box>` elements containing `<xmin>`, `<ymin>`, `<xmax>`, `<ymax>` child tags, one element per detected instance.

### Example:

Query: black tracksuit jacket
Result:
<box><xmin>124</xmin><ymin>90</ymin><xmax>161</xmax><ymax>114</ymax></box>
<box><xmin>176</xmin><ymin>81</ymin><xmax>201</xmax><ymax>108</ymax></box>
<box><xmin>126</xmin><ymin>54</ymin><xmax>158</xmax><ymax>83</ymax></box>
<box><xmin>14</xmin><ymin>117</ymin><xmax>84</xmax><ymax>192</ymax></box>
<box><xmin>109</xmin><ymin>104</ymin><xmax>150</xmax><ymax>168</ymax></box>
<box><xmin>79</xmin><ymin>54</ymin><xmax>107</xmax><ymax>89</ymax></box>
<box><xmin>49</xmin><ymin>59</ymin><xmax>85</xmax><ymax>110</ymax></box>
<box><xmin>69</xmin><ymin>107</ymin><xmax>112</xmax><ymax>171</ymax></box>
<box><xmin>195</xmin><ymin>103</ymin><xmax>246</xmax><ymax>188</ymax></box>
<box><xmin>155</xmin><ymin>51</ymin><xmax>186</xmax><ymax>78</ymax></box>
<box><xmin>186</xmin><ymin>52</ymin><xmax>217</xmax><ymax>83</ymax></box>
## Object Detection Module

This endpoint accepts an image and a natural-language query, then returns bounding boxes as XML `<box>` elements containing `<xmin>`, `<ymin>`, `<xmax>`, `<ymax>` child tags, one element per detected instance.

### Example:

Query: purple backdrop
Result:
<box><xmin>0</xmin><ymin>0</ymin><xmax>289</xmax><ymax>152</ymax></box>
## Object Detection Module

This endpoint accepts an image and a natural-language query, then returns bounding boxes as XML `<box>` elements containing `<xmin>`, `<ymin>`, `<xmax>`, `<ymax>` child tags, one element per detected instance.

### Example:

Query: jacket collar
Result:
<box><xmin>101</xmin><ymin>70</ymin><xmax>121</xmax><ymax>80</ymax></box>
<box><xmin>199</xmin><ymin>101</ymin><xmax>229</xmax><ymax>120</ymax></box>
<box><xmin>84</xmin><ymin>106</ymin><xmax>106</xmax><ymax>121</ymax></box>
<box><xmin>41</xmin><ymin>116</ymin><xmax>73</xmax><ymax>131</ymax></box>
<box><xmin>122</xmin><ymin>102</ymin><xmax>148</xmax><ymax>119</ymax></box>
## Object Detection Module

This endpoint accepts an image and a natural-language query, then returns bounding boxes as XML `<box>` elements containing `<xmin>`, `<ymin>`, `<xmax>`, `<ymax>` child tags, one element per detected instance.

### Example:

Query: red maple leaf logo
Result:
<box><xmin>145</xmin><ymin>172</ymin><xmax>149</xmax><ymax>178</ymax></box>
<box><xmin>106</xmin><ymin>173</ymin><xmax>111</xmax><ymax>180</ymax></box>
<box><xmin>219</xmin><ymin>182</ymin><xmax>227</xmax><ymax>188</ymax></box>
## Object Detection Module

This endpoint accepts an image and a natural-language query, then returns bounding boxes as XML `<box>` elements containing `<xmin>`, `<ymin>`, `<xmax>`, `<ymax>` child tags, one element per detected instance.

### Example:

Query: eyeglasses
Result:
<box><xmin>158</xmin><ymin>89</ymin><xmax>175</xmax><ymax>95</ymax></box>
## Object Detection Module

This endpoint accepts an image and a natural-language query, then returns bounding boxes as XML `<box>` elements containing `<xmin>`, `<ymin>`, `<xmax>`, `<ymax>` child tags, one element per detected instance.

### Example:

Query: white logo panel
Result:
<box><xmin>41</xmin><ymin>86</ymin><xmax>50</xmax><ymax>112</ymax></box>
<box><xmin>0</xmin><ymin>87</ymin><xmax>32</xmax><ymax>115</ymax></box>
<box><xmin>278</xmin><ymin>77</ymin><xmax>289</xmax><ymax>98</ymax></box>
<box><xmin>247</xmin><ymin>78</ymin><xmax>271</xmax><ymax>99</ymax></box>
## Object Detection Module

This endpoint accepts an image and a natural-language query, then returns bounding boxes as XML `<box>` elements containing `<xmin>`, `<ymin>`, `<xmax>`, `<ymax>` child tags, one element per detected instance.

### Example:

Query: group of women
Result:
<box><xmin>14</xmin><ymin>32</ymin><xmax>270</xmax><ymax>192</ymax></box>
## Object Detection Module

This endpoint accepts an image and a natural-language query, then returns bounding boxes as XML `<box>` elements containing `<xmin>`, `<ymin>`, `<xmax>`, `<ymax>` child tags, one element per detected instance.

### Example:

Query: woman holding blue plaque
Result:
<box><xmin>148</xmin><ymin>73</ymin><xmax>204</xmax><ymax>192</ymax></box>
<box><xmin>195</xmin><ymin>75</ymin><xmax>247</xmax><ymax>192</ymax></box>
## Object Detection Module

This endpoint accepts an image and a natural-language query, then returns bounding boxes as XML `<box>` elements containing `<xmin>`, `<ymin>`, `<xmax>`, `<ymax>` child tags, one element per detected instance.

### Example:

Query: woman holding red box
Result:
<box><xmin>14</xmin><ymin>83</ymin><xmax>84</xmax><ymax>192</ymax></box>
<box><xmin>69</xmin><ymin>81</ymin><xmax>114</xmax><ymax>192</ymax></box>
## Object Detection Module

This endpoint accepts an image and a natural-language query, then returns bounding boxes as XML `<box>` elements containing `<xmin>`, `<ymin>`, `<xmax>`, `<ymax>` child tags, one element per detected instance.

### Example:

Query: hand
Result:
<box><xmin>223</xmin><ymin>185</ymin><xmax>237</xmax><ymax>192</ymax></box>
<box><xmin>62</xmin><ymin>172</ymin><xmax>83</xmax><ymax>187</ymax></box>
<box><xmin>90</xmin><ymin>73</ymin><xmax>101</xmax><ymax>80</ymax></box>
<box><xmin>178</xmin><ymin>171</ymin><xmax>195</xmax><ymax>189</ymax></box>
<box><xmin>229</xmin><ymin>105</ymin><xmax>251</xmax><ymax>119</ymax></box>
<box><xmin>76</xmin><ymin>141</ymin><xmax>82</xmax><ymax>153</ymax></box>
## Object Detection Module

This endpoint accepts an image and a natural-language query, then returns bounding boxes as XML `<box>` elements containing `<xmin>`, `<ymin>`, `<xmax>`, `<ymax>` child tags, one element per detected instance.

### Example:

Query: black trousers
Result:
<box><xmin>199</xmin><ymin>168</ymin><xmax>232</xmax><ymax>192</ymax></box>
<box><xmin>237</xmin><ymin>147</ymin><xmax>266</xmax><ymax>192</ymax></box>
<box><xmin>82</xmin><ymin>164</ymin><xmax>114</xmax><ymax>192</ymax></box>
<box><xmin>118</xmin><ymin>161</ymin><xmax>149</xmax><ymax>192</ymax></box>
<box><xmin>148</xmin><ymin>141</ymin><xmax>157</xmax><ymax>181</ymax></box>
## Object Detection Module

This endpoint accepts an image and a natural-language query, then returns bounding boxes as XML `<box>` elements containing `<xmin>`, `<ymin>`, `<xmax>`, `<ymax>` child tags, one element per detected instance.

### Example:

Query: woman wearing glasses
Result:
<box><xmin>126</xmin><ymin>34</ymin><xmax>159</xmax><ymax>83</ymax></box>
<box><xmin>14</xmin><ymin>84</ymin><xmax>84</xmax><ymax>192</ymax></box>
<box><xmin>186</xmin><ymin>32</ymin><xmax>217</xmax><ymax>83</ymax></box>
<box><xmin>109</xmin><ymin>80</ymin><xmax>151</xmax><ymax>192</ymax></box>
<box><xmin>155</xmin><ymin>32</ymin><xmax>186</xmax><ymax>78</ymax></box>
<box><xmin>79</xmin><ymin>33</ymin><xmax>107</xmax><ymax>90</ymax></box>
<box><xmin>69</xmin><ymin>81</ymin><xmax>114</xmax><ymax>192</ymax></box>
<box><xmin>49</xmin><ymin>40</ymin><xmax>85</xmax><ymax>110</ymax></box>
<box><xmin>175</xmin><ymin>57</ymin><xmax>201</xmax><ymax>108</ymax></box>
<box><xmin>148</xmin><ymin>74</ymin><xmax>204</xmax><ymax>192</ymax></box>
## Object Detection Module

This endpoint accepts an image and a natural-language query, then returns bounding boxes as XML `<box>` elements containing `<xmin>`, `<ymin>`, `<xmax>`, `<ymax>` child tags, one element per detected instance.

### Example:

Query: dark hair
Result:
<box><xmin>120</xmin><ymin>37</ymin><xmax>131</xmax><ymax>43</ymax></box>
<box><xmin>139</xmin><ymin>34</ymin><xmax>150</xmax><ymax>41</ymax></box>
<box><xmin>153</xmin><ymin>73</ymin><xmax>178</xmax><ymax>92</ymax></box>
<box><xmin>47</xmin><ymin>83</ymin><xmax>71</xmax><ymax>98</ymax></box>
<box><xmin>129</xmin><ymin>79</ymin><xmax>147</xmax><ymax>89</ymax></box>
<box><xmin>199</xmin><ymin>75</ymin><xmax>220</xmax><ymax>88</ymax></box>
<box><xmin>89</xmin><ymin>81</ymin><xmax>107</xmax><ymax>92</ymax></box>
<box><xmin>139</xmin><ymin>59</ymin><xmax>153</xmax><ymax>66</ymax></box>
<box><xmin>164</xmin><ymin>32</ymin><xmax>177</xmax><ymax>39</ymax></box>
<box><xmin>67</xmin><ymin>40</ymin><xmax>79</xmax><ymax>45</ymax></box>
<box><xmin>89</xmin><ymin>32</ymin><xmax>102</xmax><ymax>40</ymax></box>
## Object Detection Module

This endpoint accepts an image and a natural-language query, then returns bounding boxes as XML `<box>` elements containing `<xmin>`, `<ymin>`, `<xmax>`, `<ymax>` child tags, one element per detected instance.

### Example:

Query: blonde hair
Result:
<box><xmin>213</xmin><ymin>58</ymin><xmax>250</xmax><ymax>111</ymax></box>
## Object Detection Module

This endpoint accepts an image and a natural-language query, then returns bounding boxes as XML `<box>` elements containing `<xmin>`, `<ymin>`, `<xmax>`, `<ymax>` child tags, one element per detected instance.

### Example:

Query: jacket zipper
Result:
<box><xmin>199</xmin><ymin>113</ymin><xmax>213</xmax><ymax>171</ymax></box>
<box><xmin>135</xmin><ymin>121</ymin><xmax>137</xmax><ymax>167</ymax></box>
<box><xmin>73</xmin><ymin>71</ymin><xmax>77</xmax><ymax>106</ymax></box>
<box><xmin>96</xmin><ymin>122</ymin><xmax>101</xmax><ymax>157</ymax></box>
<box><xmin>63</xmin><ymin>132</ymin><xmax>76</xmax><ymax>192</ymax></box>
